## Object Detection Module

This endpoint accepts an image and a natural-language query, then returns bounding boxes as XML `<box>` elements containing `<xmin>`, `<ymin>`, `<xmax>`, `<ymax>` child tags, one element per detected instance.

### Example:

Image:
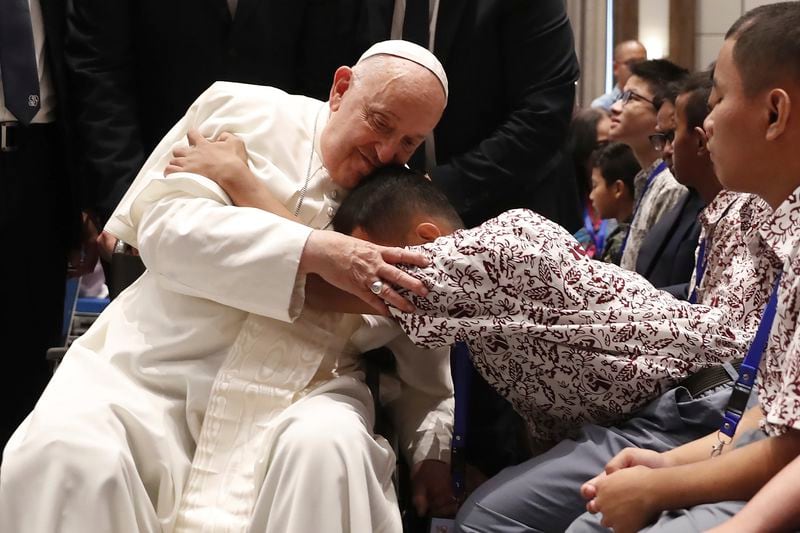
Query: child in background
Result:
<box><xmin>569</xmin><ymin>108</ymin><xmax>613</xmax><ymax>258</ymax></box>
<box><xmin>589</xmin><ymin>142</ymin><xmax>640</xmax><ymax>265</ymax></box>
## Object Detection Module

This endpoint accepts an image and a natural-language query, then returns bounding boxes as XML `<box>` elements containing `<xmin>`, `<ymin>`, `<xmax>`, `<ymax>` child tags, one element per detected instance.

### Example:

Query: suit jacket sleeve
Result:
<box><xmin>430</xmin><ymin>0</ymin><xmax>579</xmax><ymax>213</ymax></box>
<box><xmin>65</xmin><ymin>0</ymin><xmax>145</xmax><ymax>223</ymax></box>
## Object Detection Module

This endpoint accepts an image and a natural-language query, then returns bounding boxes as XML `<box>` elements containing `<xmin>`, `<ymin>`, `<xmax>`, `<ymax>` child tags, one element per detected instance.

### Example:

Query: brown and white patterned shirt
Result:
<box><xmin>391</xmin><ymin>209</ymin><xmax>749</xmax><ymax>443</ymax></box>
<box><xmin>755</xmin><ymin>187</ymin><xmax>800</xmax><ymax>436</ymax></box>
<box><xmin>620</xmin><ymin>159</ymin><xmax>687</xmax><ymax>271</ymax></box>
<box><xmin>692</xmin><ymin>190</ymin><xmax>777</xmax><ymax>331</ymax></box>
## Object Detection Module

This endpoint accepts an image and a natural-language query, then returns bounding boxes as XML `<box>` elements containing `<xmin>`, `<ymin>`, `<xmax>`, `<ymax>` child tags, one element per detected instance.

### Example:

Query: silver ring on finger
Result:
<box><xmin>369</xmin><ymin>280</ymin><xmax>384</xmax><ymax>295</ymax></box>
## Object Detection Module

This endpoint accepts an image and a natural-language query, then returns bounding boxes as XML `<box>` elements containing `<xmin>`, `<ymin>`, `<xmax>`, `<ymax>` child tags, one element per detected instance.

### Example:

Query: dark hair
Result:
<box><xmin>629</xmin><ymin>59</ymin><xmax>690</xmax><ymax>109</ymax></box>
<box><xmin>677</xmin><ymin>70</ymin><xmax>713</xmax><ymax>130</ymax></box>
<box><xmin>656</xmin><ymin>80</ymin><xmax>682</xmax><ymax>107</ymax></box>
<box><xmin>332</xmin><ymin>165</ymin><xmax>464</xmax><ymax>241</ymax></box>
<box><xmin>567</xmin><ymin>107</ymin><xmax>609</xmax><ymax>198</ymax></box>
<box><xmin>592</xmin><ymin>142</ymin><xmax>639</xmax><ymax>198</ymax></box>
<box><xmin>725</xmin><ymin>2</ymin><xmax>800</xmax><ymax>96</ymax></box>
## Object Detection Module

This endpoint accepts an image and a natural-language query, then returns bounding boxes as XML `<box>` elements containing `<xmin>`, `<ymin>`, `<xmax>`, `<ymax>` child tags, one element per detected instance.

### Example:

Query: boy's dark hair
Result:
<box><xmin>677</xmin><ymin>70</ymin><xmax>713</xmax><ymax>130</ymax></box>
<box><xmin>629</xmin><ymin>59</ymin><xmax>690</xmax><ymax>109</ymax></box>
<box><xmin>332</xmin><ymin>165</ymin><xmax>464</xmax><ymax>241</ymax></box>
<box><xmin>654</xmin><ymin>80</ymin><xmax>682</xmax><ymax>108</ymax></box>
<box><xmin>725</xmin><ymin>2</ymin><xmax>800</xmax><ymax>96</ymax></box>
<box><xmin>592</xmin><ymin>142</ymin><xmax>640</xmax><ymax>198</ymax></box>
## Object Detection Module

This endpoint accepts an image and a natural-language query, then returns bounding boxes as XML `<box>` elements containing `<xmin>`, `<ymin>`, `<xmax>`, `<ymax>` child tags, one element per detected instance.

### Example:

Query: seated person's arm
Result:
<box><xmin>706</xmin><ymin>451</ymin><xmax>800</xmax><ymax>532</ymax></box>
<box><xmin>166</xmin><ymin>130</ymin><xmax>297</xmax><ymax>221</ymax></box>
<box><xmin>582</xmin><ymin>407</ymin><xmax>800</xmax><ymax>532</ymax></box>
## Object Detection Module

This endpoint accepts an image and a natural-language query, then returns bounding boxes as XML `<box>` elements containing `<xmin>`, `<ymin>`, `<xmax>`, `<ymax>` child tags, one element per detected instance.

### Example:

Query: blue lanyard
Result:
<box><xmin>688</xmin><ymin>239</ymin><xmax>706</xmax><ymax>304</ymax></box>
<box><xmin>618</xmin><ymin>160</ymin><xmax>668</xmax><ymax>258</ymax></box>
<box><xmin>689</xmin><ymin>201</ymin><xmax>735</xmax><ymax>305</ymax></box>
<box><xmin>712</xmin><ymin>271</ymin><xmax>783</xmax><ymax>455</ymax></box>
<box><xmin>582</xmin><ymin>209</ymin><xmax>610</xmax><ymax>255</ymax></box>
<box><xmin>450</xmin><ymin>341</ymin><xmax>472</xmax><ymax>500</ymax></box>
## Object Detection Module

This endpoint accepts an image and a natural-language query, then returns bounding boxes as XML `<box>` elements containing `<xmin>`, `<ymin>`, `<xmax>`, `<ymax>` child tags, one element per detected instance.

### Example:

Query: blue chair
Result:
<box><xmin>46</xmin><ymin>277</ymin><xmax>110</xmax><ymax>372</ymax></box>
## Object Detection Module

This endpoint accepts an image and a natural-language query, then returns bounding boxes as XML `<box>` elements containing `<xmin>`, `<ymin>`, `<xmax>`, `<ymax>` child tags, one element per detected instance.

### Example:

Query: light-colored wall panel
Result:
<box><xmin>745</xmin><ymin>0</ymin><xmax>783</xmax><ymax>11</ymax></box>
<box><xmin>697</xmin><ymin>0</ymin><xmax>740</xmax><ymax>34</ymax></box>
<box><xmin>639</xmin><ymin>0</ymin><xmax>670</xmax><ymax>58</ymax></box>
<box><xmin>695</xmin><ymin>34</ymin><xmax>724</xmax><ymax>70</ymax></box>
<box><xmin>694</xmin><ymin>0</ymin><xmax>786</xmax><ymax>73</ymax></box>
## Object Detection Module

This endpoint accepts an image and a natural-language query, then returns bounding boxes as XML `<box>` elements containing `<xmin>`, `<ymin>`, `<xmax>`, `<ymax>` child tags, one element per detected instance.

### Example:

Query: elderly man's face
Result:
<box><xmin>321</xmin><ymin>63</ymin><xmax>445</xmax><ymax>189</ymax></box>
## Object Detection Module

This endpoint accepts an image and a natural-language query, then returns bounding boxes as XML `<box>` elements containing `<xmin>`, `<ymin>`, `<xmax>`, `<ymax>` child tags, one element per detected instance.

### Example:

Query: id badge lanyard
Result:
<box><xmin>711</xmin><ymin>271</ymin><xmax>783</xmax><ymax>457</ymax></box>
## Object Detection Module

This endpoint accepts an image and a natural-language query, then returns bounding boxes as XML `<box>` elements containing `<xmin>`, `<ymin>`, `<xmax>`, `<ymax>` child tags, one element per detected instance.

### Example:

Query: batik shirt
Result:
<box><xmin>620</xmin><ymin>160</ymin><xmax>686</xmax><ymax>271</ymax></box>
<box><xmin>691</xmin><ymin>191</ymin><xmax>777</xmax><ymax>330</ymax></box>
<box><xmin>599</xmin><ymin>219</ymin><xmax>630</xmax><ymax>265</ymax></box>
<box><xmin>755</xmin><ymin>187</ymin><xmax>800</xmax><ymax>436</ymax></box>
<box><xmin>391</xmin><ymin>209</ymin><xmax>750</xmax><ymax>443</ymax></box>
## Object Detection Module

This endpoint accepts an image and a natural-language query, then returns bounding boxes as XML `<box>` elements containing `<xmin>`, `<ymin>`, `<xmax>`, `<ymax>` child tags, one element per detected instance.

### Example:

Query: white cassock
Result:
<box><xmin>0</xmin><ymin>82</ymin><xmax>453</xmax><ymax>533</ymax></box>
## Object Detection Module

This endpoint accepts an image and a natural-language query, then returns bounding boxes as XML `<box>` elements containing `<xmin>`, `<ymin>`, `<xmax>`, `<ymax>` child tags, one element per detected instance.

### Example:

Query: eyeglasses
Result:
<box><xmin>619</xmin><ymin>89</ymin><xmax>656</xmax><ymax>108</ymax></box>
<box><xmin>648</xmin><ymin>130</ymin><xmax>675</xmax><ymax>152</ymax></box>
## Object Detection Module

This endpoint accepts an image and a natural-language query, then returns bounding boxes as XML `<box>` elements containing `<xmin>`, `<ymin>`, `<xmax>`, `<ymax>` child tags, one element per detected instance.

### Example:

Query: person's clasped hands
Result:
<box><xmin>579</xmin><ymin>447</ymin><xmax>673</xmax><ymax>533</ymax></box>
<box><xmin>165</xmin><ymin>130</ymin><xmax>429</xmax><ymax>316</ymax></box>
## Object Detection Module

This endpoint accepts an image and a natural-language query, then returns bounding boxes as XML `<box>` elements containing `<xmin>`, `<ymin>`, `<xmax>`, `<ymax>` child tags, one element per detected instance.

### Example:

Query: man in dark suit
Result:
<box><xmin>0</xmin><ymin>0</ymin><xmax>91</xmax><ymax>451</ymax></box>
<box><xmin>65</xmin><ymin>0</ymin><xmax>364</xmax><ymax>232</ymax></box>
<box><xmin>635</xmin><ymin>189</ymin><xmax>704</xmax><ymax>298</ymax></box>
<box><xmin>360</xmin><ymin>0</ymin><xmax>582</xmax><ymax>230</ymax></box>
<box><xmin>635</xmin><ymin>73</ymin><xmax>721</xmax><ymax>299</ymax></box>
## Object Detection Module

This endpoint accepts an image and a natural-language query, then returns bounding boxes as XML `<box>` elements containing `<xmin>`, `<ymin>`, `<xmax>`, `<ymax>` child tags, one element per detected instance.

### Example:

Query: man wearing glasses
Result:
<box><xmin>591</xmin><ymin>40</ymin><xmax>648</xmax><ymax>111</ymax></box>
<box><xmin>607</xmin><ymin>59</ymin><xmax>690</xmax><ymax>273</ymax></box>
<box><xmin>633</xmin><ymin>79</ymin><xmax>705</xmax><ymax>297</ymax></box>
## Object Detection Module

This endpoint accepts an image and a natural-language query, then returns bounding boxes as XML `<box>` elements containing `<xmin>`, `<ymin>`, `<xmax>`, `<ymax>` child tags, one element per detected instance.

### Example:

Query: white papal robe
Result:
<box><xmin>0</xmin><ymin>82</ymin><xmax>453</xmax><ymax>533</ymax></box>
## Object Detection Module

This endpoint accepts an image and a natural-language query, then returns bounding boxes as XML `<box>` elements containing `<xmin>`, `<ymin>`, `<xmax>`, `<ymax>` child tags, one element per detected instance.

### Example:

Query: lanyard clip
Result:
<box><xmin>710</xmin><ymin>431</ymin><xmax>732</xmax><ymax>457</ymax></box>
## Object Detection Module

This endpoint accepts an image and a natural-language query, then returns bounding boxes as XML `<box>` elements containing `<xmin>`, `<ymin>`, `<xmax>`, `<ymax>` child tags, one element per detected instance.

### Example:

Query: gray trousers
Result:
<box><xmin>455</xmin><ymin>384</ymin><xmax>736</xmax><ymax>533</ymax></box>
<box><xmin>566</xmin><ymin>430</ymin><xmax>765</xmax><ymax>532</ymax></box>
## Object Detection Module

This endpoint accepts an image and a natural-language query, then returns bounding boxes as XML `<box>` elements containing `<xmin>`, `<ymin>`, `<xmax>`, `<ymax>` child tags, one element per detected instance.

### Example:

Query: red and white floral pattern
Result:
<box><xmin>693</xmin><ymin>191</ymin><xmax>777</xmax><ymax>330</ymax></box>
<box><xmin>620</xmin><ymin>160</ymin><xmax>686</xmax><ymax>270</ymax></box>
<box><xmin>391</xmin><ymin>209</ymin><xmax>750</xmax><ymax>443</ymax></box>
<box><xmin>755</xmin><ymin>189</ymin><xmax>800</xmax><ymax>436</ymax></box>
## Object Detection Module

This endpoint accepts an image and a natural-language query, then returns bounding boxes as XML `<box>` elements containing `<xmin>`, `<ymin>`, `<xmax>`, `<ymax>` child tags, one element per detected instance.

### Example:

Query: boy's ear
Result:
<box><xmin>694</xmin><ymin>126</ymin><xmax>709</xmax><ymax>155</ymax></box>
<box><xmin>765</xmin><ymin>88</ymin><xmax>790</xmax><ymax>141</ymax></box>
<box><xmin>611</xmin><ymin>179</ymin><xmax>625</xmax><ymax>199</ymax></box>
<box><xmin>415</xmin><ymin>222</ymin><xmax>443</xmax><ymax>243</ymax></box>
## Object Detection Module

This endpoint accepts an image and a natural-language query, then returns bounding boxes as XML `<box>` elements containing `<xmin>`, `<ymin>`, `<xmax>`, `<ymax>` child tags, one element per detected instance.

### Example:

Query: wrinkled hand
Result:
<box><xmin>411</xmin><ymin>460</ymin><xmax>457</xmax><ymax>518</ymax></box>
<box><xmin>299</xmin><ymin>230</ymin><xmax>429</xmax><ymax>315</ymax></box>
<box><xmin>581</xmin><ymin>447</ymin><xmax>671</xmax><ymax>501</ymax></box>
<box><xmin>165</xmin><ymin>129</ymin><xmax>249</xmax><ymax>186</ymax></box>
<box><xmin>67</xmin><ymin>212</ymin><xmax>100</xmax><ymax>277</ymax></box>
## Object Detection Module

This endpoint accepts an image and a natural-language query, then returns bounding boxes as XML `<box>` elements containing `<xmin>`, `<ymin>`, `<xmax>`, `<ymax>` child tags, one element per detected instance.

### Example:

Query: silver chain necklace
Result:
<box><xmin>294</xmin><ymin>104</ymin><xmax>325</xmax><ymax>216</ymax></box>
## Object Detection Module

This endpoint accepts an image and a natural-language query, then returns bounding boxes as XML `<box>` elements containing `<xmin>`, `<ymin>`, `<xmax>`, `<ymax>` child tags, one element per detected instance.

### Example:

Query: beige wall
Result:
<box><xmin>567</xmin><ymin>0</ymin><xmax>609</xmax><ymax>108</ymax></box>
<box><xmin>695</xmin><ymin>0</ymin><xmax>785</xmax><ymax>70</ymax></box>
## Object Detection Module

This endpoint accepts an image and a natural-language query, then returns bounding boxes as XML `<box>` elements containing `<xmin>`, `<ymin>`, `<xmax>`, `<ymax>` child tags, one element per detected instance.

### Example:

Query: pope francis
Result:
<box><xmin>0</xmin><ymin>41</ymin><xmax>454</xmax><ymax>533</ymax></box>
